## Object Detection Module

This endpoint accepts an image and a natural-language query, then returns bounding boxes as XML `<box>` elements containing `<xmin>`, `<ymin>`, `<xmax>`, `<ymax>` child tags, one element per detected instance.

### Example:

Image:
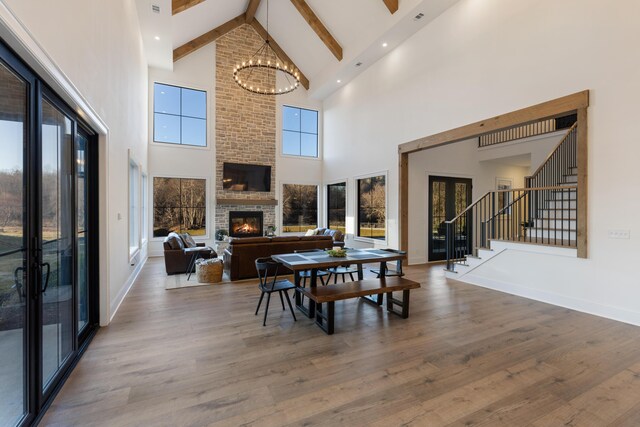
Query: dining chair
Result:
<box><xmin>326</xmin><ymin>265</ymin><xmax>358</xmax><ymax>284</ymax></box>
<box><xmin>255</xmin><ymin>257</ymin><xmax>297</xmax><ymax>326</ymax></box>
<box><xmin>294</xmin><ymin>248</ymin><xmax>329</xmax><ymax>286</ymax></box>
<box><xmin>370</xmin><ymin>249</ymin><xmax>406</xmax><ymax>277</ymax></box>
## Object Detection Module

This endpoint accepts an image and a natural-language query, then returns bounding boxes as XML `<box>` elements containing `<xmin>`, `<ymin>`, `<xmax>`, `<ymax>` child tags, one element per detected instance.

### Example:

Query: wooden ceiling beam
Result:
<box><xmin>290</xmin><ymin>0</ymin><xmax>343</xmax><ymax>61</ymax></box>
<box><xmin>249</xmin><ymin>19</ymin><xmax>310</xmax><ymax>90</ymax></box>
<box><xmin>245</xmin><ymin>0</ymin><xmax>261</xmax><ymax>23</ymax></box>
<box><xmin>382</xmin><ymin>0</ymin><xmax>398</xmax><ymax>14</ymax></box>
<box><xmin>172</xmin><ymin>0</ymin><xmax>205</xmax><ymax>15</ymax></box>
<box><xmin>173</xmin><ymin>14</ymin><xmax>246</xmax><ymax>62</ymax></box>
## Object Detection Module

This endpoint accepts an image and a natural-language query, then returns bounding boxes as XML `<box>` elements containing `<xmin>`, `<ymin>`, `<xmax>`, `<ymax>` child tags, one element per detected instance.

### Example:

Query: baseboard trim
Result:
<box><xmin>110</xmin><ymin>255</ymin><xmax>147</xmax><ymax>322</ymax></box>
<box><xmin>462</xmin><ymin>273</ymin><xmax>640</xmax><ymax>327</ymax></box>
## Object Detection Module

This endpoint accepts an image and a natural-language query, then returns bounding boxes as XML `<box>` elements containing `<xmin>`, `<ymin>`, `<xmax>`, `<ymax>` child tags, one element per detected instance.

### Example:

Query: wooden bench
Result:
<box><xmin>297</xmin><ymin>277</ymin><xmax>421</xmax><ymax>335</ymax></box>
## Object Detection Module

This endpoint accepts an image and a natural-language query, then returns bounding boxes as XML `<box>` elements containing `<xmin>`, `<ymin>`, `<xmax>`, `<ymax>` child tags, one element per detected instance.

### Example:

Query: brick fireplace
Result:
<box><xmin>214</xmin><ymin>24</ymin><xmax>277</xmax><ymax>236</ymax></box>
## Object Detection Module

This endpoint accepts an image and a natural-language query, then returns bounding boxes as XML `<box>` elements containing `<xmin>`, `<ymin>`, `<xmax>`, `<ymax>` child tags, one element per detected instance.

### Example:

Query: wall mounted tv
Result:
<box><xmin>222</xmin><ymin>162</ymin><xmax>271</xmax><ymax>192</ymax></box>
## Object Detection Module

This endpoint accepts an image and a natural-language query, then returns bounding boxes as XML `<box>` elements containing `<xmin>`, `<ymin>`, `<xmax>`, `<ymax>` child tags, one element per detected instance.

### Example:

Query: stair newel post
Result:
<box><xmin>445</xmin><ymin>221</ymin><xmax>452</xmax><ymax>270</ymax></box>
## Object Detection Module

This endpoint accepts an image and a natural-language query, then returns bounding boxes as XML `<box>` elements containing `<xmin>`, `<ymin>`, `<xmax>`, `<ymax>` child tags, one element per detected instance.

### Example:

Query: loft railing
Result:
<box><xmin>445</xmin><ymin>186</ymin><xmax>578</xmax><ymax>272</ymax></box>
<box><xmin>478</xmin><ymin>114</ymin><xmax>577</xmax><ymax>148</ymax></box>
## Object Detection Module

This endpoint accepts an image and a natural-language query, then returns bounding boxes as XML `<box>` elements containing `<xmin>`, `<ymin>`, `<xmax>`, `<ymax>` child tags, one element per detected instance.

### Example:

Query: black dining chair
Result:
<box><xmin>255</xmin><ymin>257</ymin><xmax>297</xmax><ymax>326</ymax></box>
<box><xmin>295</xmin><ymin>248</ymin><xmax>329</xmax><ymax>286</ymax></box>
<box><xmin>326</xmin><ymin>265</ymin><xmax>358</xmax><ymax>284</ymax></box>
<box><xmin>370</xmin><ymin>249</ymin><xmax>406</xmax><ymax>278</ymax></box>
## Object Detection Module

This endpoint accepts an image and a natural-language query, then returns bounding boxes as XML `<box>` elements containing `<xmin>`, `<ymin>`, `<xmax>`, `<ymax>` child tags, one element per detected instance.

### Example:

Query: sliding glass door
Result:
<box><xmin>0</xmin><ymin>56</ymin><xmax>28</xmax><ymax>427</ymax></box>
<box><xmin>0</xmin><ymin>41</ymin><xmax>99</xmax><ymax>427</ymax></box>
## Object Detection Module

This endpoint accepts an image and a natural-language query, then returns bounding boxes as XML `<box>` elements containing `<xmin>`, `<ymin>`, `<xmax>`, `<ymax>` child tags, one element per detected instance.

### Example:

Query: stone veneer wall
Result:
<box><xmin>215</xmin><ymin>24</ymin><xmax>277</xmax><ymax>234</ymax></box>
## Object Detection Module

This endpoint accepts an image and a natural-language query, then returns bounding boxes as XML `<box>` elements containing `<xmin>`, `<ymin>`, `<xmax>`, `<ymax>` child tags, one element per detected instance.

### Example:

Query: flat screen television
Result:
<box><xmin>222</xmin><ymin>162</ymin><xmax>271</xmax><ymax>192</ymax></box>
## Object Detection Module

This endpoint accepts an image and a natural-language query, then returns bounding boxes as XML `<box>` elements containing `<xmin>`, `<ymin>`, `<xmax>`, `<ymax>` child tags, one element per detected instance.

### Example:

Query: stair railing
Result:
<box><xmin>525</xmin><ymin>123</ymin><xmax>578</xmax><ymax>219</ymax></box>
<box><xmin>445</xmin><ymin>185</ymin><xmax>578</xmax><ymax>272</ymax></box>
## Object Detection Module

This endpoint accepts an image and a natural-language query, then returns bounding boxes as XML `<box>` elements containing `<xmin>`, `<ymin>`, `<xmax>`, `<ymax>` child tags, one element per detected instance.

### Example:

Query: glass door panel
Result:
<box><xmin>76</xmin><ymin>131</ymin><xmax>89</xmax><ymax>333</ymax></box>
<box><xmin>428</xmin><ymin>176</ymin><xmax>472</xmax><ymax>261</ymax></box>
<box><xmin>41</xmin><ymin>99</ymin><xmax>74</xmax><ymax>391</ymax></box>
<box><xmin>0</xmin><ymin>60</ymin><xmax>28</xmax><ymax>427</ymax></box>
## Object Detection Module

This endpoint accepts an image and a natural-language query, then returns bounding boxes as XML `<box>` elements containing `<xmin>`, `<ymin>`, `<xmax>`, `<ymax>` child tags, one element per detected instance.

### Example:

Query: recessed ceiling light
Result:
<box><xmin>382</xmin><ymin>42</ymin><xmax>388</xmax><ymax>47</ymax></box>
<box><xmin>337</xmin><ymin>80</ymin><xmax>341</xmax><ymax>83</ymax></box>
<box><xmin>154</xmin><ymin>36</ymin><xmax>160</xmax><ymax>41</ymax></box>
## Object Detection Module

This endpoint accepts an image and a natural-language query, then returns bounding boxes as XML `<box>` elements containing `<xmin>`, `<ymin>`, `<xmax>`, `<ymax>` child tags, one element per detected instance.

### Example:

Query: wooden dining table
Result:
<box><xmin>271</xmin><ymin>248</ymin><xmax>407</xmax><ymax>318</ymax></box>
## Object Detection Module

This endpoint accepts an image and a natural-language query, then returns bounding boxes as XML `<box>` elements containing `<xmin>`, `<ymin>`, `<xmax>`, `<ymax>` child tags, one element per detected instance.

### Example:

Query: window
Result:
<box><xmin>141</xmin><ymin>173</ymin><xmax>148</xmax><ymax>243</ymax></box>
<box><xmin>357</xmin><ymin>175</ymin><xmax>386</xmax><ymax>240</ymax></box>
<box><xmin>282</xmin><ymin>184</ymin><xmax>318</xmax><ymax>232</ymax></box>
<box><xmin>129</xmin><ymin>158</ymin><xmax>140</xmax><ymax>256</ymax></box>
<box><xmin>153</xmin><ymin>83</ymin><xmax>206</xmax><ymax>147</ymax></box>
<box><xmin>153</xmin><ymin>177</ymin><xmax>206</xmax><ymax>237</ymax></box>
<box><xmin>282</xmin><ymin>105</ymin><xmax>318</xmax><ymax>157</ymax></box>
<box><xmin>327</xmin><ymin>182</ymin><xmax>346</xmax><ymax>232</ymax></box>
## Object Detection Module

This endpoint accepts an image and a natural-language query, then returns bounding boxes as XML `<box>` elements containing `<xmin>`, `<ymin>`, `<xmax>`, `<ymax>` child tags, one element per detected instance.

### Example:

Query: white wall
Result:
<box><xmin>323</xmin><ymin>0</ymin><xmax>640</xmax><ymax>324</ymax></box>
<box><xmin>1</xmin><ymin>0</ymin><xmax>149</xmax><ymax>324</ymax></box>
<box><xmin>146</xmin><ymin>38</ymin><xmax>324</xmax><ymax>255</ymax></box>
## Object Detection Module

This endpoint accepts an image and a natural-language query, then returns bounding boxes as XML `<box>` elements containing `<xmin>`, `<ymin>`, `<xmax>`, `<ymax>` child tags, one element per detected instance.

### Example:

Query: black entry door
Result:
<box><xmin>428</xmin><ymin>176</ymin><xmax>472</xmax><ymax>261</ymax></box>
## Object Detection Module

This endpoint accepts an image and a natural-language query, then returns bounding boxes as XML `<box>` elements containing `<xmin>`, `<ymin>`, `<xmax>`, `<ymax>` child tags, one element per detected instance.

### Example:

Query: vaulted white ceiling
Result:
<box><xmin>136</xmin><ymin>0</ymin><xmax>461</xmax><ymax>99</ymax></box>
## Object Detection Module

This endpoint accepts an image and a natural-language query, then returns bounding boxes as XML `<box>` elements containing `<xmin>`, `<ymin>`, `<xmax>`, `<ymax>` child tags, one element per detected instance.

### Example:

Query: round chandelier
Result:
<box><xmin>233</xmin><ymin>0</ymin><xmax>300</xmax><ymax>95</ymax></box>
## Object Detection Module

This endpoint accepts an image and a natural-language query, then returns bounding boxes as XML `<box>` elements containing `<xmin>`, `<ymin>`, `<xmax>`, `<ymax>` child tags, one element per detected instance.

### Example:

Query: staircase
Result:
<box><xmin>445</xmin><ymin>123</ymin><xmax>579</xmax><ymax>274</ymax></box>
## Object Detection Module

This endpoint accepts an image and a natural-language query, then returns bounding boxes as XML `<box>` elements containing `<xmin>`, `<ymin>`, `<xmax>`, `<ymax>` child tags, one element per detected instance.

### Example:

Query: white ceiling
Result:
<box><xmin>136</xmin><ymin>0</ymin><xmax>461</xmax><ymax>99</ymax></box>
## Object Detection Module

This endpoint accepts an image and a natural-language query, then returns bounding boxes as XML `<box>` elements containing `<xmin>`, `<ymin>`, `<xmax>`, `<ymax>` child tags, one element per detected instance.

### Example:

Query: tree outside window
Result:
<box><xmin>357</xmin><ymin>175</ymin><xmax>386</xmax><ymax>240</ymax></box>
<box><xmin>327</xmin><ymin>182</ymin><xmax>346</xmax><ymax>233</ymax></box>
<box><xmin>153</xmin><ymin>177</ymin><xmax>206</xmax><ymax>237</ymax></box>
<box><xmin>282</xmin><ymin>184</ymin><xmax>318</xmax><ymax>232</ymax></box>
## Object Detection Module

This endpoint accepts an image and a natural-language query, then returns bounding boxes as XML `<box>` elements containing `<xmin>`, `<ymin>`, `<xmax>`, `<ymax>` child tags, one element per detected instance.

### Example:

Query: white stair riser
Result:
<box><xmin>529</xmin><ymin>229</ymin><xmax>576</xmax><ymax>240</ymax></box>
<box><xmin>551</xmin><ymin>190</ymin><xmax>576</xmax><ymax>200</ymax></box>
<box><xmin>547</xmin><ymin>200</ymin><xmax>577</xmax><ymax>209</ymax></box>
<box><xmin>540</xmin><ymin>210</ymin><xmax>577</xmax><ymax>219</ymax></box>
<box><xmin>535</xmin><ymin>219</ymin><xmax>576</xmax><ymax>229</ymax></box>
<box><xmin>562</xmin><ymin>174</ymin><xmax>578</xmax><ymax>183</ymax></box>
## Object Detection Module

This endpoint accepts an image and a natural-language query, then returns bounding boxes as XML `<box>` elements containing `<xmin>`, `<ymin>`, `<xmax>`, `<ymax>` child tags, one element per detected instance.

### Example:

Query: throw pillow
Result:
<box><xmin>181</xmin><ymin>233</ymin><xmax>197</xmax><ymax>248</ymax></box>
<box><xmin>305</xmin><ymin>229</ymin><xmax>315</xmax><ymax>236</ymax></box>
<box><xmin>166</xmin><ymin>234</ymin><xmax>183</xmax><ymax>250</ymax></box>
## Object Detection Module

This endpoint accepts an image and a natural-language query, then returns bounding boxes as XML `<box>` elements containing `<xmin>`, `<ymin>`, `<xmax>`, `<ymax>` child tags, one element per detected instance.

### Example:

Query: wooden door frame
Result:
<box><xmin>398</xmin><ymin>90</ymin><xmax>589</xmax><ymax>259</ymax></box>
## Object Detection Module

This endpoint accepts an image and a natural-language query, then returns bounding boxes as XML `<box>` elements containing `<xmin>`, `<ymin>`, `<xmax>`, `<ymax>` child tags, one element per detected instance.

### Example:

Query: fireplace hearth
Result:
<box><xmin>229</xmin><ymin>211</ymin><xmax>264</xmax><ymax>238</ymax></box>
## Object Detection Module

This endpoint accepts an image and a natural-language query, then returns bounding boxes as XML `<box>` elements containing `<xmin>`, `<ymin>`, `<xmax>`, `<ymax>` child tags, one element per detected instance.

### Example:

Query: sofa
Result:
<box><xmin>163</xmin><ymin>232</ymin><xmax>216</xmax><ymax>275</ymax></box>
<box><xmin>223</xmin><ymin>235</ymin><xmax>333</xmax><ymax>281</ymax></box>
<box><xmin>309</xmin><ymin>228</ymin><xmax>345</xmax><ymax>247</ymax></box>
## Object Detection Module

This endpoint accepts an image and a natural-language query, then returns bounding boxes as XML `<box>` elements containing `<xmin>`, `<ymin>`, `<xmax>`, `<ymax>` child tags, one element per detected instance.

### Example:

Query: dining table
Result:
<box><xmin>271</xmin><ymin>248</ymin><xmax>407</xmax><ymax>318</ymax></box>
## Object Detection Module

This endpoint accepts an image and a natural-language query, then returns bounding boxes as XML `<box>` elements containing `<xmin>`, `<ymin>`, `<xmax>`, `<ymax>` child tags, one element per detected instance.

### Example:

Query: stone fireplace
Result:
<box><xmin>229</xmin><ymin>211</ymin><xmax>263</xmax><ymax>238</ymax></box>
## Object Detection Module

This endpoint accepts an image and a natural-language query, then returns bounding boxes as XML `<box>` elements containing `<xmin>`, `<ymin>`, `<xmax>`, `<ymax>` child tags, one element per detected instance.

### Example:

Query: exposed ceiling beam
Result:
<box><xmin>245</xmin><ymin>0</ymin><xmax>261</xmax><ymax>23</ymax></box>
<box><xmin>290</xmin><ymin>0</ymin><xmax>343</xmax><ymax>61</ymax></box>
<box><xmin>172</xmin><ymin>0</ymin><xmax>205</xmax><ymax>15</ymax></box>
<box><xmin>249</xmin><ymin>19</ymin><xmax>310</xmax><ymax>90</ymax></box>
<box><xmin>382</xmin><ymin>0</ymin><xmax>398</xmax><ymax>14</ymax></box>
<box><xmin>173</xmin><ymin>14</ymin><xmax>246</xmax><ymax>62</ymax></box>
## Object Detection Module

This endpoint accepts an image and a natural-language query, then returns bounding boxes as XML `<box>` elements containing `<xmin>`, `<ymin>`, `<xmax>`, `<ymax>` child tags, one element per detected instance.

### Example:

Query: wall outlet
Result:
<box><xmin>117</xmin><ymin>213</ymin><xmax>122</xmax><ymax>220</ymax></box>
<box><xmin>608</xmin><ymin>229</ymin><xmax>631</xmax><ymax>239</ymax></box>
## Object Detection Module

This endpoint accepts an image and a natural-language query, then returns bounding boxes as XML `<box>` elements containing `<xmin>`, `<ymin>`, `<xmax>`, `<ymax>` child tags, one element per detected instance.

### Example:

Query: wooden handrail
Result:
<box><xmin>526</xmin><ymin>123</ymin><xmax>578</xmax><ymax>181</ymax></box>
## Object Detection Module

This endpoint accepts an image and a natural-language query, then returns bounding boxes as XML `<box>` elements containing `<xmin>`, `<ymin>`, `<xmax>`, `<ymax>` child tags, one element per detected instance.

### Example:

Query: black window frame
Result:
<box><xmin>281</xmin><ymin>183</ymin><xmax>319</xmax><ymax>233</ymax></box>
<box><xmin>281</xmin><ymin>105</ymin><xmax>319</xmax><ymax>158</ymax></box>
<box><xmin>327</xmin><ymin>182</ymin><xmax>346</xmax><ymax>232</ymax></box>
<box><xmin>356</xmin><ymin>175</ymin><xmax>387</xmax><ymax>241</ymax></box>
<box><xmin>153</xmin><ymin>82</ymin><xmax>207</xmax><ymax>147</ymax></box>
<box><xmin>152</xmin><ymin>177</ymin><xmax>207</xmax><ymax>238</ymax></box>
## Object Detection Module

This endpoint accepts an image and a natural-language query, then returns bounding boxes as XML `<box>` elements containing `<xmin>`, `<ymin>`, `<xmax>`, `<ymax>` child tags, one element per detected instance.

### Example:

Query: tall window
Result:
<box><xmin>282</xmin><ymin>105</ymin><xmax>318</xmax><ymax>157</ymax></box>
<box><xmin>282</xmin><ymin>184</ymin><xmax>318</xmax><ymax>232</ymax></box>
<box><xmin>357</xmin><ymin>175</ymin><xmax>386</xmax><ymax>240</ymax></box>
<box><xmin>141</xmin><ymin>173</ymin><xmax>148</xmax><ymax>243</ymax></box>
<box><xmin>153</xmin><ymin>83</ymin><xmax>207</xmax><ymax>147</ymax></box>
<box><xmin>327</xmin><ymin>182</ymin><xmax>346</xmax><ymax>232</ymax></box>
<box><xmin>153</xmin><ymin>177</ymin><xmax>206</xmax><ymax>237</ymax></box>
<box><xmin>129</xmin><ymin>159</ymin><xmax>140</xmax><ymax>256</ymax></box>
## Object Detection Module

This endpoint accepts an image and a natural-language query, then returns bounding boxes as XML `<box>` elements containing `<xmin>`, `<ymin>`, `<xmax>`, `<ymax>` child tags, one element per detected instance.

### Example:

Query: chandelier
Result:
<box><xmin>233</xmin><ymin>0</ymin><xmax>300</xmax><ymax>95</ymax></box>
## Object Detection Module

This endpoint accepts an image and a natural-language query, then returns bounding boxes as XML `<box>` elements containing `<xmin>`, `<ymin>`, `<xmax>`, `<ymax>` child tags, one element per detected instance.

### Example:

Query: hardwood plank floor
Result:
<box><xmin>41</xmin><ymin>258</ymin><xmax>640</xmax><ymax>426</ymax></box>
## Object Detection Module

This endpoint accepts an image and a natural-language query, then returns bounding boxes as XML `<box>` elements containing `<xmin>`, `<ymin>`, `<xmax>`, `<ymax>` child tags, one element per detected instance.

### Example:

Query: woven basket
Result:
<box><xmin>195</xmin><ymin>259</ymin><xmax>223</xmax><ymax>283</ymax></box>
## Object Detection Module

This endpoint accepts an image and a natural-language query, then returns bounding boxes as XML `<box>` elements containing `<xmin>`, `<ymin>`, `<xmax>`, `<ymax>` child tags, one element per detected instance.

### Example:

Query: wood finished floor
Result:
<box><xmin>41</xmin><ymin>258</ymin><xmax>640</xmax><ymax>427</ymax></box>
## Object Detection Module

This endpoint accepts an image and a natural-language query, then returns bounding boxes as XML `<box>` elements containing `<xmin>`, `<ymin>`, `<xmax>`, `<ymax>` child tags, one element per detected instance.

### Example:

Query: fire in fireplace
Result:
<box><xmin>229</xmin><ymin>211</ymin><xmax>264</xmax><ymax>238</ymax></box>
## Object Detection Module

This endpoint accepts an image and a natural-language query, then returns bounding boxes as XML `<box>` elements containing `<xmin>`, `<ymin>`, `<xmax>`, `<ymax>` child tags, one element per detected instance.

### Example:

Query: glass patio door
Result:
<box><xmin>40</xmin><ymin>97</ymin><xmax>75</xmax><ymax>393</ymax></box>
<box><xmin>0</xmin><ymin>40</ymin><xmax>98</xmax><ymax>427</ymax></box>
<box><xmin>428</xmin><ymin>176</ymin><xmax>472</xmax><ymax>261</ymax></box>
<box><xmin>0</xmin><ymin>55</ymin><xmax>29</xmax><ymax>427</ymax></box>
